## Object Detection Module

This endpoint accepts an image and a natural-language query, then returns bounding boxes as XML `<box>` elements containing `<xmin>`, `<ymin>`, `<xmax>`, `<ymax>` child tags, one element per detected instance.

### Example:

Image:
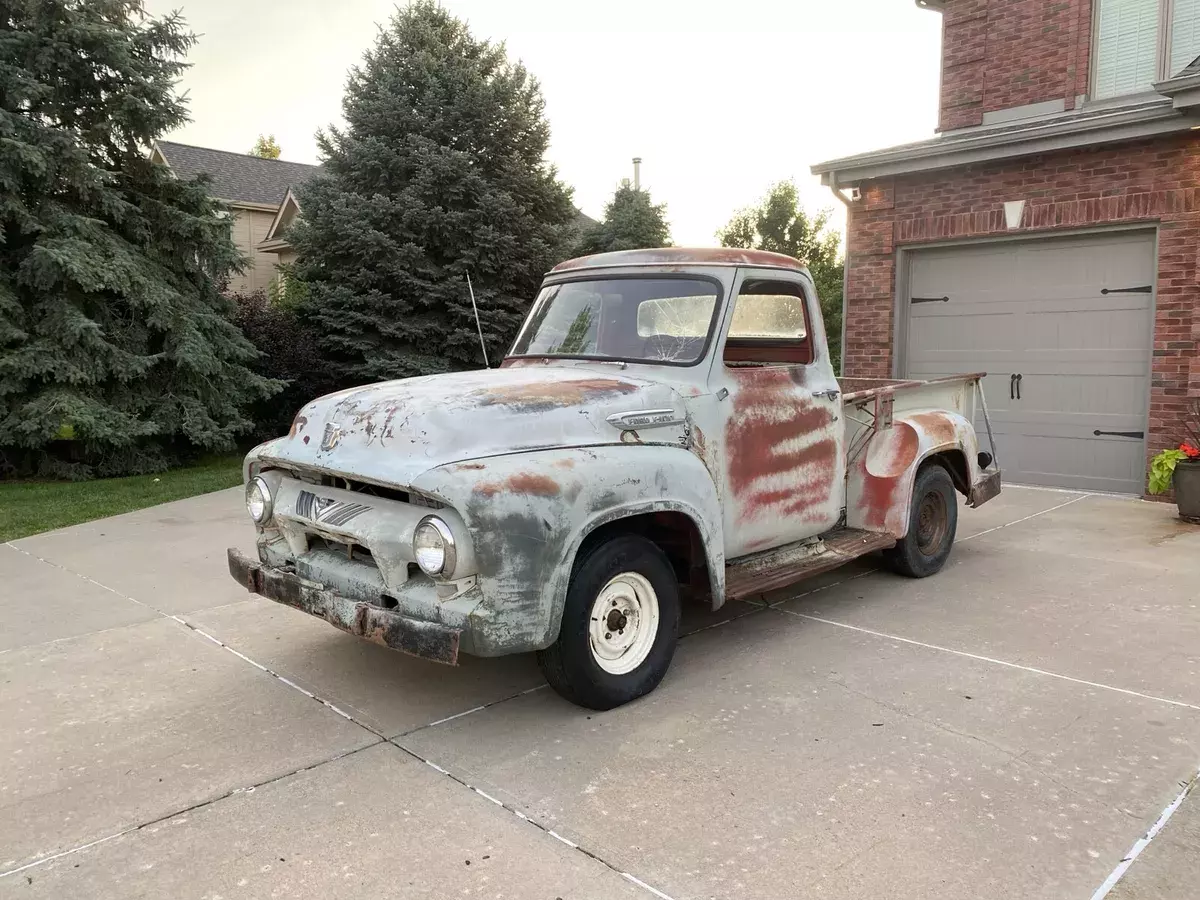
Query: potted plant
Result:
<box><xmin>1149</xmin><ymin>399</ymin><xmax>1200</xmax><ymax>523</ymax></box>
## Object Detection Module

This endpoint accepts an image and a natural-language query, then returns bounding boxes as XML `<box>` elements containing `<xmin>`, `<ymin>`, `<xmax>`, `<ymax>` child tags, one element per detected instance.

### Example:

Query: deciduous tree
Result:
<box><xmin>718</xmin><ymin>181</ymin><xmax>844</xmax><ymax>372</ymax></box>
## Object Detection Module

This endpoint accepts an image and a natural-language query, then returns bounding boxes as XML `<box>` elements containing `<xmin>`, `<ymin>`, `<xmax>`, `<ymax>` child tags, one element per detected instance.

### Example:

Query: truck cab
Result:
<box><xmin>229</xmin><ymin>248</ymin><xmax>1000</xmax><ymax>709</ymax></box>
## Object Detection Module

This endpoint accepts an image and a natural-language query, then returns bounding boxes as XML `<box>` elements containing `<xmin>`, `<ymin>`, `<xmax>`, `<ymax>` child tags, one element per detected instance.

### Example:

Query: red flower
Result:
<box><xmin>1181</xmin><ymin>443</ymin><xmax>1200</xmax><ymax>459</ymax></box>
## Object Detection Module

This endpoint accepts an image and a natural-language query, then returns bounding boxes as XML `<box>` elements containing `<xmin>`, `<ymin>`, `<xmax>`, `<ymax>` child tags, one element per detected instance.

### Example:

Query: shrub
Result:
<box><xmin>229</xmin><ymin>291</ymin><xmax>341</xmax><ymax>445</ymax></box>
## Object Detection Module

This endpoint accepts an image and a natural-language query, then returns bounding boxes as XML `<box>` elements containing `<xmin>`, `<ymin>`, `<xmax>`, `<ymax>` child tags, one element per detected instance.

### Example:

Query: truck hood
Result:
<box><xmin>259</xmin><ymin>366</ymin><xmax>687</xmax><ymax>487</ymax></box>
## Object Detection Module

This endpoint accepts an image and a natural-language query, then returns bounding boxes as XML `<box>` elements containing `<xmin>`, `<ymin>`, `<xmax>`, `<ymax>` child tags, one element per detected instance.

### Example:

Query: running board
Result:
<box><xmin>724</xmin><ymin>528</ymin><xmax>896</xmax><ymax>601</ymax></box>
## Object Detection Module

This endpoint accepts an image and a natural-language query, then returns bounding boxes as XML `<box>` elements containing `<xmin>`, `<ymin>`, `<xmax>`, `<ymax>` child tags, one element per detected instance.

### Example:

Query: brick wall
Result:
<box><xmin>842</xmin><ymin>132</ymin><xmax>1200</xmax><ymax>488</ymax></box>
<box><xmin>938</xmin><ymin>0</ymin><xmax>1093</xmax><ymax>131</ymax></box>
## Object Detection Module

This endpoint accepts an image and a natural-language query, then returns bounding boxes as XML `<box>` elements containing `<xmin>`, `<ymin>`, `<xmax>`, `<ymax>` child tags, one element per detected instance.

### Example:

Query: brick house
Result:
<box><xmin>813</xmin><ymin>0</ymin><xmax>1200</xmax><ymax>495</ymax></box>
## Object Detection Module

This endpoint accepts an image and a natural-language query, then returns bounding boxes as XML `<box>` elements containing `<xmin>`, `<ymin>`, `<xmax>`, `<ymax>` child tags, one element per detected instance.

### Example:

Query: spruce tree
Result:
<box><xmin>0</xmin><ymin>0</ymin><xmax>277</xmax><ymax>477</ymax></box>
<box><xmin>575</xmin><ymin>183</ymin><xmax>671</xmax><ymax>255</ymax></box>
<box><xmin>289</xmin><ymin>1</ymin><xmax>577</xmax><ymax>380</ymax></box>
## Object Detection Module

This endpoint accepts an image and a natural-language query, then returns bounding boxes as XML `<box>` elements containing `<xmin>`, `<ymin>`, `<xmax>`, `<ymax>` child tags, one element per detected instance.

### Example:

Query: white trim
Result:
<box><xmin>981</xmin><ymin>98</ymin><xmax>1067</xmax><ymax>126</ymax></box>
<box><xmin>263</xmin><ymin>187</ymin><xmax>300</xmax><ymax>242</ymax></box>
<box><xmin>812</xmin><ymin>100</ymin><xmax>1197</xmax><ymax>186</ymax></box>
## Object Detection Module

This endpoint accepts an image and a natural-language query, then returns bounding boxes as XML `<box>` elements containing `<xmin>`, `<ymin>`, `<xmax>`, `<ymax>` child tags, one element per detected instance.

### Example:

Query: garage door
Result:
<box><xmin>904</xmin><ymin>231</ymin><xmax>1154</xmax><ymax>494</ymax></box>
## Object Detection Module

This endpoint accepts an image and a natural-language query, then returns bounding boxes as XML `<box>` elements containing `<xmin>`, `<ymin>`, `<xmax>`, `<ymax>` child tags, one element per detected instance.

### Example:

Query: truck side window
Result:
<box><xmin>723</xmin><ymin>280</ymin><xmax>814</xmax><ymax>366</ymax></box>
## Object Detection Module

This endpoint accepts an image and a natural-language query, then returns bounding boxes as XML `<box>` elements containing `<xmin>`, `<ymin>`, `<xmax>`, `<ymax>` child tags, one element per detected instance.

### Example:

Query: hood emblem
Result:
<box><xmin>320</xmin><ymin>422</ymin><xmax>342</xmax><ymax>451</ymax></box>
<box><xmin>296</xmin><ymin>490</ymin><xmax>371</xmax><ymax>528</ymax></box>
<box><xmin>606</xmin><ymin>409</ymin><xmax>681</xmax><ymax>431</ymax></box>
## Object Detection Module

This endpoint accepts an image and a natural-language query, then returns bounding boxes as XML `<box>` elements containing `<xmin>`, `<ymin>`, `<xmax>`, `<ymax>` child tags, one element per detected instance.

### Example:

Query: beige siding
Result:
<box><xmin>225</xmin><ymin>207</ymin><xmax>281</xmax><ymax>294</ymax></box>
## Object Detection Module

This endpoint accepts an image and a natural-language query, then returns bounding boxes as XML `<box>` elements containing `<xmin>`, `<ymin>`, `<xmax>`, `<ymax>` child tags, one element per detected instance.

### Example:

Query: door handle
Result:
<box><xmin>812</xmin><ymin>389</ymin><xmax>840</xmax><ymax>401</ymax></box>
<box><xmin>1015</xmin><ymin>374</ymin><xmax>1022</xmax><ymax>400</ymax></box>
<box><xmin>1010</xmin><ymin>374</ymin><xmax>1016</xmax><ymax>400</ymax></box>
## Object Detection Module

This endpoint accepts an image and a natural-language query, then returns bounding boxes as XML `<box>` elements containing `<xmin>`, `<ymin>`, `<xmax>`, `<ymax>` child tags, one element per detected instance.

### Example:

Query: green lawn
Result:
<box><xmin>0</xmin><ymin>455</ymin><xmax>244</xmax><ymax>542</ymax></box>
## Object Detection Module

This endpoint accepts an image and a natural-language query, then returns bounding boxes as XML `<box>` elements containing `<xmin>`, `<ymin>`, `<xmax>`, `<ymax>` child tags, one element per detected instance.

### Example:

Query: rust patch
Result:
<box><xmin>455</xmin><ymin>462</ymin><xmax>487</xmax><ymax>471</ymax></box>
<box><xmin>303</xmin><ymin>435</ymin><xmax>310</xmax><ymax>444</ymax></box>
<box><xmin>552</xmin><ymin>458</ymin><xmax>576</xmax><ymax>469</ymax></box>
<box><xmin>859</xmin><ymin>469</ymin><xmax>900</xmax><ymax>531</ymax></box>
<box><xmin>472</xmin><ymin>378</ymin><xmax>639</xmax><ymax>412</ymax></box>
<box><xmin>909</xmin><ymin>412</ymin><xmax>956</xmax><ymax>446</ymax></box>
<box><xmin>506</xmin><ymin>473</ymin><xmax>561</xmax><ymax>496</ymax></box>
<box><xmin>474</xmin><ymin>473</ymin><xmax>562</xmax><ymax>498</ymax></box>
<box><xmin>289</xmin><ymin>415</ymin><xmax>308</xmax><ymax>438</ymax></box>
<box><xmin>725</xmin><ymin>367</ymin><xmax>838</xmax><ymax>523</ymax></box>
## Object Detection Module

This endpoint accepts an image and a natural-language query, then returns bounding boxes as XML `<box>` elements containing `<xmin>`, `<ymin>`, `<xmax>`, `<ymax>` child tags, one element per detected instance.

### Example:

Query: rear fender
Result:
<box><xmin>846</xmin><ymin>411</ymin><xmax>981</xmax><ymax>539</ymax></box>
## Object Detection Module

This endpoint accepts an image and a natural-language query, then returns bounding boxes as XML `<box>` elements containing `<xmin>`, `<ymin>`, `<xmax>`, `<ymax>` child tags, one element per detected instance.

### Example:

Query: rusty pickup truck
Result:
<box><xmin>228</xmin><ymin>248</ymin><xmax>1001</xmax><ymax>710</ymax></box>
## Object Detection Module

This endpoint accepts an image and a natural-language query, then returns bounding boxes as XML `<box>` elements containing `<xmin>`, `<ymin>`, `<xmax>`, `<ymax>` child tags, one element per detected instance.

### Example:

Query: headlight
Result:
<box><xmin>413</xmin><ymin>516</ymin><xmax>456</xmax><ymax>576</ymax></box>
<box><xmin>246</xmin><ymin>476</ymin><xmax>273</xmax><ymax>524</ymax></box>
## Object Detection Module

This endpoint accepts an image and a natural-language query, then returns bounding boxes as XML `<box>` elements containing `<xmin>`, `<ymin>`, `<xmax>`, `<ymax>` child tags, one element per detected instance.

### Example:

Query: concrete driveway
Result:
<box><xmin>2</xmin><ymin>485</ymin><xmax>1198</xmax><ymax>899</ymax></box>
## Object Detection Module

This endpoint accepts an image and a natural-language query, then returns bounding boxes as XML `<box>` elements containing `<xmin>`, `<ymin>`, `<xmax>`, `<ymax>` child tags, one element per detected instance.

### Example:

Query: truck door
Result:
<box><xmin>709</xmin><ymin>269</ymin><xmax>846</xmax><ymax>558</ymax></box>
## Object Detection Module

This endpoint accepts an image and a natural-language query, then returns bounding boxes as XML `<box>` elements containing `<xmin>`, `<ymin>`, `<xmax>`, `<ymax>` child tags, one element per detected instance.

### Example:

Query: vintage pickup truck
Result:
<box><xmin>229</xmin><ymin>248</ymin><xmax>1001</xmax><ymax>709</ymax></box>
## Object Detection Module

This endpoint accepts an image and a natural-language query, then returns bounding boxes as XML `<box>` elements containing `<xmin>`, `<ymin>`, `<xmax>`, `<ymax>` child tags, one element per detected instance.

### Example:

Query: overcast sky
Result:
<box><xmin>143</xmin><ymin>0</ymin><xmax>942</xmax><ymax>246</ymax></box>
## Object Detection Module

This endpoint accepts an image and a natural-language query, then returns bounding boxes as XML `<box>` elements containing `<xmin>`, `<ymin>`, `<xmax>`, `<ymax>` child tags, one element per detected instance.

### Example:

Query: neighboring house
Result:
<box><xmin>813</xmin><ymin>0</ymin><xmax>1200</xmax><ymax>496</ymax></box>
<box><xmin>150</xmin><ymin>140</ymin><xmax>319</xmax><ymax>293</ymax></box>
<box><xmin>153</xmin><ymin>139</ymin><xmax>599</xmax><ymax>291</ymax></box>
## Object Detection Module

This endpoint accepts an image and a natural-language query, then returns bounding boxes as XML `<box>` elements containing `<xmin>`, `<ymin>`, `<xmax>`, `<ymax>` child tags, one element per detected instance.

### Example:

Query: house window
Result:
<box><xmin>1094</xmin><ymin>0</ymin><xmax>1200</xmax><ymax>99</ymax></box>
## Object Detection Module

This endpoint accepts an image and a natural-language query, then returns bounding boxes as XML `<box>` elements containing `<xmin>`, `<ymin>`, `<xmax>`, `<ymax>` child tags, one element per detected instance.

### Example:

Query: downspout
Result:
<box><xmin>829</xmin><ymin>172</ymin><xmax>852</xmax><ymax>378</ymax></box>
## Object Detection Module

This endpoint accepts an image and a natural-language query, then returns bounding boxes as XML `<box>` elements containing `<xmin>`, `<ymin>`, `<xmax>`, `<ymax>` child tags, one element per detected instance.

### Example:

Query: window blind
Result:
<box><xmin>1170</xmin><ymin>0</ymin><xmax>1200</xmax><ymax>75</ymax></box>
<box><xmin>1094</xmin><ymin>0</ymin><xmax>1160</xmax><ymax>98</ymax></box>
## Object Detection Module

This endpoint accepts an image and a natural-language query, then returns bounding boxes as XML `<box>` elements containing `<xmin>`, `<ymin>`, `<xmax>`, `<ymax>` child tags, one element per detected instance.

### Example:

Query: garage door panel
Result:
<box><xmin>994</xmin><ymin>432</ymin><xmax>1145</xmax><ymax>492</ymax></box>
<box><xmin>910</xmin><ymin>311</ymin><xmax>1019</xmax><ymax>354</ymax></box>
<box><xmin>904</xmin><ymin>232</ymin><xmax>1153</xmax><ymax>494</ymax></box>
<box><xmin>1024</xmin><ymin>306</ymin><xmax>1152</xmax><ymax>351</ymax></box>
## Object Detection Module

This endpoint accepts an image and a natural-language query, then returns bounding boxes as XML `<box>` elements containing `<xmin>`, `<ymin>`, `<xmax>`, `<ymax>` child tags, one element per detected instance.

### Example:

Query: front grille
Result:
<box><xmin>308</xmin><ymin>536</ymin><xmax>378</xmax><ymax>569</ymax></box>
<box><xmin>277</xmin><ymin>466</ymin><xmax>444</xmax><ymax>509</ymax></box>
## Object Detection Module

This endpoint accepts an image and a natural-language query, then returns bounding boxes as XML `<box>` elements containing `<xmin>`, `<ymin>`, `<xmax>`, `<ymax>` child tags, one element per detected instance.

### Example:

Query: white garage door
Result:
<box><xmin>904</xmin><ymin>231</ymin><xmax>1155</xmax><ymax>494</ymax></box>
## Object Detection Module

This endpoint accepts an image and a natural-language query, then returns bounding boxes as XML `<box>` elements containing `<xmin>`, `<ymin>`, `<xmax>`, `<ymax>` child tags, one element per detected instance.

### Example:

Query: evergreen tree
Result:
<box><xmin>289</xmin><ymin>1</ymin><xmax>577</xmax><ymax>380</ymax></box>
<box><xmin>0</xmin><ymin>0</ymin><xmax>277</xmax><ymax>478</ymax></box>
<box><xmin>717</xmin><ymin>181</ymin><xmax>845</xmax><ymax>372</ymax></box>
<box><xmin>575</xmin><ymin>183</ymin><xmax>671</xmax><ymax>255</ymax></box>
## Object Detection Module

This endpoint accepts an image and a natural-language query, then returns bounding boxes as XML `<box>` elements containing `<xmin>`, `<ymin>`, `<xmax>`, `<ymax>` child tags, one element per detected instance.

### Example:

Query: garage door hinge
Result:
<box><xmin>1093</xmin><ymin>430</ymin><xmax>1145</xmax><ymax>438</ymax></box>
<box><xmin>1100</xmin><ymin>285</ymin><xmax>1152</xmax><ymax>295</ymax></box>
<box><xmin>911</xmin><ymin>296</ymin><xmax>950</xmax><ymax>304</ymax></box>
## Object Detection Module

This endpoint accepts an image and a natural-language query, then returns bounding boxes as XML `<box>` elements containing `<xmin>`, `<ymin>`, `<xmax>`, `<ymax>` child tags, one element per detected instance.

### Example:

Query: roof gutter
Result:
<box><xmin>812</xmin><ymin>100</ymin><xmax>1197</xmax><ymax>187</ymax></box>
<box><xmin>829</xmin><ymin>173</ymin><xmax>852</xmax><ymax>379</ymax></box>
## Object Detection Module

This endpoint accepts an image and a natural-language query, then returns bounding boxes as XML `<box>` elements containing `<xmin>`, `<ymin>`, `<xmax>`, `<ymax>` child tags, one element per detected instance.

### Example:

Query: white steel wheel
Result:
<box><xmin>588</xmin><ymin>572</ymin><xmax>660</xmax><ymax>675</ymax></box>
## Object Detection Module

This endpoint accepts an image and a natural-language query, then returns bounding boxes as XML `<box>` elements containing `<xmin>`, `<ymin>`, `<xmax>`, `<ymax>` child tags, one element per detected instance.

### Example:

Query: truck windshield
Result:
<box><xmin>509</xmin><ymin>278</ymin><xmax>719</xmax><ymax>365</ymax></box>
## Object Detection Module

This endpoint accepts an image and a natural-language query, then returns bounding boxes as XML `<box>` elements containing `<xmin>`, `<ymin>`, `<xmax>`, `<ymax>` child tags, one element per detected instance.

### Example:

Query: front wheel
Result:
<box><xmin>537</xmin><ymin>534</ymin><xmax>680</xmax><ymax>710</ymax></box>
<box><xmin>882</xmin><ymin>463</ymin><xmax>958</xmax><ymax>578</ymax></box>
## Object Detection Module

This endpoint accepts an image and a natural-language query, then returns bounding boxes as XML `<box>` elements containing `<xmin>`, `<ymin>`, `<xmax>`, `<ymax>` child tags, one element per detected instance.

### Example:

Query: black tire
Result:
<box><xmin>537</xmin><ymin>534</ymin><xmax>680</xmax><ymax>711</ymax></box>
<box><xmin>882</xmin><ymin>463</ymin><xmax>958</xmax><ymax>578</ymax></box>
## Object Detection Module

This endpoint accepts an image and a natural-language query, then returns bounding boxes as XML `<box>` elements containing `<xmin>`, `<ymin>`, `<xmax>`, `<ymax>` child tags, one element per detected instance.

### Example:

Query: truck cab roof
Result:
<box><xmin>549</xmin><ymin>247</ymin><xmax>810</xmax><ymax>275</ymax></box>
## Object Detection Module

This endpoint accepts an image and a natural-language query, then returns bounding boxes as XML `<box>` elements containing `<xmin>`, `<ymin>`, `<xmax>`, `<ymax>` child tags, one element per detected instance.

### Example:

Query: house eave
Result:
<box><xmin>811</xmin><ymin>100</ymin><xmax>1199</xmax><ymax>187</ymax></box>
<box><xmin>1154</xmin><ymin>72</ymin><xmax>1200</xmax><ymax>110</ymax></box>
<box><xmin>256</xmin><ymin>238</ymin><xmax>292</xmax><ymax>253</ymax></box>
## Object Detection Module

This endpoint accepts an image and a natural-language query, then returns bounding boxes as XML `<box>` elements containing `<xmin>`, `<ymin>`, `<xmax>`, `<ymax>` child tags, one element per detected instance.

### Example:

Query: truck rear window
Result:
<box><xmin>510</xmin><ymin>278</ymin><xmax>720</xmax><ymax>365</ymax></box>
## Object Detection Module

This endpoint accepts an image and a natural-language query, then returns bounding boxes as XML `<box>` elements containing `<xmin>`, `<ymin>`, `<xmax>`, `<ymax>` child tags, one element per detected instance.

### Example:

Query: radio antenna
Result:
<box><xmin>466</xmin><ymin>272</ymin><xmax>489</xmax><ymax>368</ymax></box>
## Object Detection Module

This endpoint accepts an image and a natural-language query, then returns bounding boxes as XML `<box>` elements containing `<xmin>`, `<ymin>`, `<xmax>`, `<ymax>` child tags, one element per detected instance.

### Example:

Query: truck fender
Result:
<box><xmin>846</xmin><ymin>410</ymin><xmax>981</xmax><ymax>539</ymax></box>
<box><xmin>414</xmin><ymin>446</ymin><xmax>724</xmax><ymax>655</ymax></box>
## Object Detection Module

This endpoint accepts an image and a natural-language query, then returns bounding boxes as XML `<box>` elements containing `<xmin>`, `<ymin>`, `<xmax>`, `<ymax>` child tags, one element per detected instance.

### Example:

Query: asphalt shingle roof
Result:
<box><xmin>154</xmin><ymin>140</ymin><xmax>320</xmax><ymax>206</ymax></box>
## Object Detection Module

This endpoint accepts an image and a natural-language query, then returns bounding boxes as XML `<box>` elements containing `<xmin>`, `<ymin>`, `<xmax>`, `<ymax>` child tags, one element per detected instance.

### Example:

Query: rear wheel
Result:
<box><xmin>537</xmin><ymin>534</ymin><xmax>680</xmax><ymax>710</ymax></box>
<box><xmin>883</xmin><ymin>463</ymin><xmax>958</xmax><ymax>578</ymax></box>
